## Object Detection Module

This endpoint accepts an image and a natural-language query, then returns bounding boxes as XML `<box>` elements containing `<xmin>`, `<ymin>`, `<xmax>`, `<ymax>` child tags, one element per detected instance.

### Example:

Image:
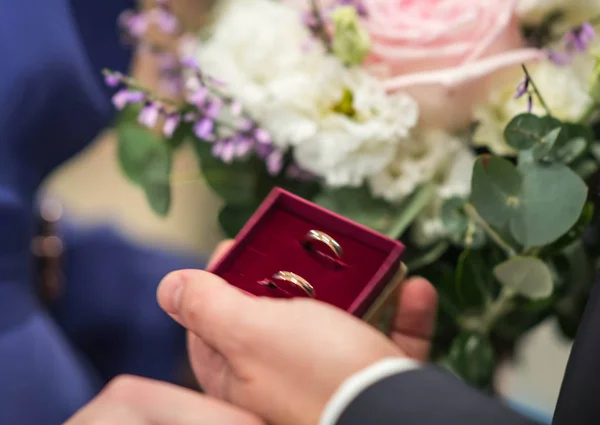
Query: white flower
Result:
<box><xmin>473</xmin><ymin>55</ymin><xmax>594</xmax><ymax>155</ymax></box>
<box><xmin>517</xmin><ymin>0</ymin><xmax>600</xmax><ymax>27</ymax></box>
<box><xmin>195</xmin><ymin>0</ymin><xmax>419</xmax><ymax>187</ymax></box>
<box><xmin>369</xmin><ymin>129</ymin><xmax>475</xmax><ymax>246</ymax></box>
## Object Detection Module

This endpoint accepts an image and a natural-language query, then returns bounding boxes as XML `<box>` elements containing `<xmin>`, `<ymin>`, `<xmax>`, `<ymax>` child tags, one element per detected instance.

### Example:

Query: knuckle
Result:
<box><xmin>101</xmin><ymin>375</ymin><xmax>144</xmax><ymax>402</ymax></box>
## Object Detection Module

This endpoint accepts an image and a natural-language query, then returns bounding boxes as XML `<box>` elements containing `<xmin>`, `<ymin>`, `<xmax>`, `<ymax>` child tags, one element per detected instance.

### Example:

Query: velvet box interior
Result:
<box><xmin>209</xmin><ymin>188</ymin><xmax>406</xmax><ymax>317</ymax></box>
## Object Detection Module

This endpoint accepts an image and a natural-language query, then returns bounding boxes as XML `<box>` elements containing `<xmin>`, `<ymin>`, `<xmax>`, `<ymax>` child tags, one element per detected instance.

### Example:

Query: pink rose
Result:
<box><xmin>362</xmin><ymin>0</ymin><xmax>544</xmax><ymax>130</ymax></box>
<box><xmin>288</xmin><ymin>0</ymin><xmax>545</xmax><ymax>131</ymax></box>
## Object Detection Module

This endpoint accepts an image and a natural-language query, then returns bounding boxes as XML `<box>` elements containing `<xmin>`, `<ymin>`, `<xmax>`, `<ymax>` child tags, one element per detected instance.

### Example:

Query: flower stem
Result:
<box><xmin>479</xmin><ymin>287</ymin><xmax>515</xmax><ymax>334</ymax></box>
<box><xmin>386</xmin><ymin>183</ymin><xmax>435</xmax><ymax>239</ymax></box>
<box><xmin>310</xmin><ymin>0</ymin><xmax>333</xmax><ymax>52</ymax></box>
<box><xmin>521</xmin><ymin>64</ymin><xmax>552</xmax><ymax>117</ymax></box>
<box><xmin>463</xmin><ymin>203</ymin><xmax>517</xmax><ymax>258</ymax></box>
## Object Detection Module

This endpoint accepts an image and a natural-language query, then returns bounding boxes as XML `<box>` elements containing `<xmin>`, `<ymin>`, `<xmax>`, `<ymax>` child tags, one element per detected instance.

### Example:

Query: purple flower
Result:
<box><xmin>238</xmin><ymin>119</ymin><xmax>254</xmax><ymax>132</ymax></box>
<box><xmin>253</xmin><ymin>128</ymin><xmax>272</xmax><ymax>145</ymax></box>
<box><xmin>180</xmin><ymin>56</ymin><xmax>199</xmax><ymax>70</ymax></box>
<box><xmin>233</xmin><ymin>136</ymin><xmax>253</xmax><ymax>157</ymax></box>
<box><xmin>194</xmin><ymin>118</ymin><xmax>214</xmax><ymax>140</ymax></box>
<box><xmin>119</xmin><ymin>11</ymin><xmax>148</xmax><ymax>38</ymax></box>
<box><xmin>547</xmin><ymin>50</ymin><xmax>572</xmax><ymax>65</ymax></box>
<box><xmin>514</xmin><ymin>75</ymin><xmax>530</xmax><ymax>99</ymax></box>
<box><xmin>550</xmin><ymin>22</ymin><xmax>596</xmax><ymax>65</ymax></box>
<box><xmin>112</xmin><ymin>89</ymin><xmax>146</xmax><ymax>110</ymax></box>
<box><xmin>205</xmin><ymin>98</ymin><xmax>223</xmax><ymax>119</ymax></box>
<box><xmin>220</xmin><ymin>140</ymin><xmax>236</xmax><ymax>163</ymax></box>
<box><xmin>163</xmin><ymin>113</ymin><xmax>181</xmax><ymax>138</ymax></box>
<box><xmin>188</xmin><ymin>87</ymin><xmax>208</xmax><ymax>107</ymax></box>
<box><xmin>230</xmin><ymin>101</ymin><xmax>243</xmax><ymax>117</ymax></box>
<box><xmin>153</xmin><ymin>8</ymin><xmax>179</xmax><ymax>34</ymax></box>
<box><xmin>565</xmin><ymin>22</ymin><xmax>596</xmax><ymax>52</ymax></box>
<box><xmin>104</xmin><ymin>72</ymin><xmax>122</xmax><ymax>87</ymax></box>
<box><xmin>183</xmin><ymin>112</ymin><xmax>197</xmax><ymax>122</ymax></box>
<box><xmin>266</xmin><ymin>149</ymin><xmax>284</xmax><ymax>175</ymax></box>
<box><xmin>212</xmin><ymin>140</ymin><xmax>224</xmax><ymax>157</ymax></box>
<box><xmin>159</xmin><ymin>76</ymin><xmax>184</xmax><ymax>97</ymax></box>
<box><xmin>138</xmin><ymin>102</ymin><xmax>161</xmax><ymax>128</ymax></box>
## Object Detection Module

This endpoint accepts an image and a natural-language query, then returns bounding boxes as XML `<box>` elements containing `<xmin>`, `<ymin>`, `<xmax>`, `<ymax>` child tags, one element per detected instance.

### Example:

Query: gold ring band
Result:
<box><xmin>260</xmin><ymin>271</ymin><xmax>315</xmax><ymax>298</ymax></box>
<box><xmin>303</xmin><ymin>230</ymin><xmax>343</xmax><ymax>259</ymax></box>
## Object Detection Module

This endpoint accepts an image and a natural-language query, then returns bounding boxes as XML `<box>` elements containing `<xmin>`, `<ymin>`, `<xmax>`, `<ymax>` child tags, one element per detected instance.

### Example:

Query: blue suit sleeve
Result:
<box><xmin>50</xmin><ymin>221</ymin><xmax>206</xmax><ymax>384</ymax></box>
<box><xmin>69</xmin><ymin>0</ymin><xmax>136</xmax><ymax>89</ymax></box>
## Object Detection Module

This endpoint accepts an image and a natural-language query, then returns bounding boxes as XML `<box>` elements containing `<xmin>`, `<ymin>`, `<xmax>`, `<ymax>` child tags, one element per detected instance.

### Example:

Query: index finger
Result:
<box><xmin>66</xmin><ymin>376</ymin><xmax>264</xmax><ymax>425</ymax></box>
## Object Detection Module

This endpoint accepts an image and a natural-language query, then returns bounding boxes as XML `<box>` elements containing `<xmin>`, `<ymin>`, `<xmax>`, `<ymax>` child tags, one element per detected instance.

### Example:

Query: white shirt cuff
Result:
<box><xmin>319</xmin><ymin>357</ymin><xmax>421</xmax><ymax>425</ymax></box>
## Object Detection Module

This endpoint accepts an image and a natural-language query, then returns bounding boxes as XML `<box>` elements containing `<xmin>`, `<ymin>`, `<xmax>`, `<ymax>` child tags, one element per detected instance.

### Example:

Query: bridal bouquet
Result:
<box><xmin>106</xmin><ymin>0</ymin><xmax>600</xmax><ymax>390</ymax></box>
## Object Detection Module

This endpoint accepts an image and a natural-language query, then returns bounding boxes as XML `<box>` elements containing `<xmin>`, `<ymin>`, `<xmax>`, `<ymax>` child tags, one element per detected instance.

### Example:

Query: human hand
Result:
<box><xmin>157</xmin><ymin>240</ymin><xmax>437</xmax><ymax>425</ymax></box>
<box><xmin>63</xmin><ymin>375</ymin><xmax>264</xmax><ymax>425</ymax></box>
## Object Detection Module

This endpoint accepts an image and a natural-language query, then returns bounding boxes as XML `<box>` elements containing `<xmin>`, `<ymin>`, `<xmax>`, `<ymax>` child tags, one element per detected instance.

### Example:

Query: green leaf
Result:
<box><xmin>444</xmin><ymin>333</ymin><xmax>496</xmax><ymax>390</ymax></box>
<box><xmin>550</xmin><ymin>123</ymin><xmax>593</xmax><ymax>164</ymax></box>
<box><xmin>504</xmin><ymin>113</ymin><xmax>545</xmax><ymax>150</ymax></box>
<box><xmin>313</xmin><ymin>186</ymin><xmax>395</xmax><ymax>233</ymax></box>
<box><xmin>117</xmin><ymin>123</ymin><xmax>173</xmax><ymax>216</ymax></box>
<box><xmin>493</xmin><ymin>256</ymin><xmax>553</xmax><ymax>300</ymax></box>
<box><xmin>471</xmin><ymin>156</ymin><xmax>522</xmax><ymax>228</ymax></box>
<box><xmin>455</xmin><ymin>250</ymin><xmax>491</xmax><ymax>309</ymax></box>
<box><xmin>532</xmin><ymin>127</ymin><xmax>561</xmax><ymax>160</ymax></box>
<box><xmin>553</xmin><ymin>242</ymin><xmax>595</xmax><ymax>339</ymax></box>
<box><xmin>193</xmin><ymin>140</ymin><xmax>260</xmax><ymax>206</ymax></box>
<box><xmin>509</xmin><ymin>163</ymin><xmax>587</xmax><ymax>247</ymax></box>
<box><xmin>540</xmin><ymin>202</ymin><xmax>594</xmax><ymax>257</ymax></box>
<box><xmin>218</xmin><ymin>204</ymin><xmax>259</xmax><ymax>238</ymax></box>
<box><xmin>441</xmin><ymin>198</ymin><xmax>486</xmax><ymax>248</ymax></box>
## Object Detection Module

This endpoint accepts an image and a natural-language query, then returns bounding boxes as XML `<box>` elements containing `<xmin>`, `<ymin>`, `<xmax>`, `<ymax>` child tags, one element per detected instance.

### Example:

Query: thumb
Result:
<box><xmin>390</xmin><ymin>277</ymin><xmax>438</xmax><ymax>361</ymax></box>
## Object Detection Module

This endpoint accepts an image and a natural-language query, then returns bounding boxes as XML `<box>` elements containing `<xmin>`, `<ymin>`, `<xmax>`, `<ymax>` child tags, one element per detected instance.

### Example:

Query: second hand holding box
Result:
<box><xmin>209</xmin><ymin>188</ymin><xmax>408</xmax><ymax>326</ymax></box>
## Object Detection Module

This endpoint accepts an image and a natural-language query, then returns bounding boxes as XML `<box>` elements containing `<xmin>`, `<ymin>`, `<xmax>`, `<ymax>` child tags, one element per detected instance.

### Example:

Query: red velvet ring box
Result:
<box><xmin>208</xmin><ymin>188</ymin><xmax>408</xmax><ymax>325</ymax></box>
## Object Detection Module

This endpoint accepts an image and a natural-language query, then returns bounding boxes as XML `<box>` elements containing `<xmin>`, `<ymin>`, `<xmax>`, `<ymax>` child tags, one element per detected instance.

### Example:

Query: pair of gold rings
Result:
<box><xmin>258</xmin><ymin>230</ymin><xmax>343</xmax><ymax>298</ymax></box>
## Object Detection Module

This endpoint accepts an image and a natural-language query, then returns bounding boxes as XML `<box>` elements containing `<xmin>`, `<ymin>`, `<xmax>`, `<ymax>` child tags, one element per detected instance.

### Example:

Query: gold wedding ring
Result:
<box><xmin>259</xmin><ymin>271</ymin><xmax>315</xmax><ymax>298</ymax></box>
<box><xmin>303</xmin><ymin>230</ymin><xmax>343</xmax><ymax>259</ymax></box>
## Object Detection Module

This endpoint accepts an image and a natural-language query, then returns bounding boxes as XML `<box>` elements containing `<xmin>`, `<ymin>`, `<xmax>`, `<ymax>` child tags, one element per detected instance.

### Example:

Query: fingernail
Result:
<box><xmin>159</xmin><ymin>273</ymin><xmax>184</xmax><ymax>313</ymax></box>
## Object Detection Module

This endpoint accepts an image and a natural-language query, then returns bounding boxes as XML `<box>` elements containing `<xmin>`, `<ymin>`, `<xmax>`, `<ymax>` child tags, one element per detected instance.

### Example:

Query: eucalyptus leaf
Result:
<box><xmin>314</xmin><ymin>186</ymin><xmax>394</xmax><ymax>233</ymax></box>
<box><xmin>441</xmin><ymin>197</ymin><xmax>485</xmax><ymax>248</ymax></box>
<box><xmin>193</xmin><ymin>140</ymin><xmax>259</xmax><ymax>206</ymax></box>
<box><xmin>540</xmin><ymin>202</ymin><xmax>594</xmax><ymax>258</ymax></box>
<box><xmin>532</xmin><ymin>127</ymin><xmax>561</xmax><ymax>160</ymax></box>
<box><xmin>504</xmin><ymin>113</ymin><xmax>544</xmax><ymax>150</ymax></box>
<box><xmin>550</xmin><ymin>123</ymin><xmax>593</xmax><ymax>164</ymax></box>
<box><xmin>471</xmin><ymin>156</ymin><xmax>522</xmax><ymax>228</ymax></box>
<box><xmin>493</xmin><ymin>256</ymin><xmax>553</xmax><ymax>300</ymax></box>
<box><xmin>509</xmin><ymin>163</ymin><xmax>587</xmax><ymax>247</ymax></box>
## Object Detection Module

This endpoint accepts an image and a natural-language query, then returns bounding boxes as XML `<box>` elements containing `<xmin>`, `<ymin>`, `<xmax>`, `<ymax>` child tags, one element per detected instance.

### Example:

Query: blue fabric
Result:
<box><xmin>0</xmin><ymin>1</ymin><xmax>204</xmax><ymax>424</ymax></box>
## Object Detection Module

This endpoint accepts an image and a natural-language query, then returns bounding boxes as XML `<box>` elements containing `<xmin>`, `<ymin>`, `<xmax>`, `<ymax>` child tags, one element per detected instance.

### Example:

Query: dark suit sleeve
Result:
<box><xmin>334</xmin><ymin>367</ymin><xmax>542</xmax><ymax>425</ymax></box>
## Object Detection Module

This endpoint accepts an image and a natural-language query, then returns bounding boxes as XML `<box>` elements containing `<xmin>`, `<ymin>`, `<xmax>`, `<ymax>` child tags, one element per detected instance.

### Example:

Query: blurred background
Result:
<box><xmin>42</xmin><ymin>0</ymin><xmax>573</xmax><ymax>420</ymax></box>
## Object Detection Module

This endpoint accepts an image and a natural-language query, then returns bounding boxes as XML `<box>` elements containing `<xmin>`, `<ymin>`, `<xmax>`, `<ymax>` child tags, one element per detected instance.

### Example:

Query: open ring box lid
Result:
<box><xmin>209</xmin><ymin>188</ymin><xmax>407</xmax><ymax>326</ymax></box>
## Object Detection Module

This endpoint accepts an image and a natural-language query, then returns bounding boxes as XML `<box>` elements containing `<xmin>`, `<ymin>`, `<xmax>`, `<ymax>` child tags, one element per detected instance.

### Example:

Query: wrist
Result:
<box><xmin>319</xmin><ymin>357</ymin><xmax>421</xmax><ymax>425</ymax></box>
